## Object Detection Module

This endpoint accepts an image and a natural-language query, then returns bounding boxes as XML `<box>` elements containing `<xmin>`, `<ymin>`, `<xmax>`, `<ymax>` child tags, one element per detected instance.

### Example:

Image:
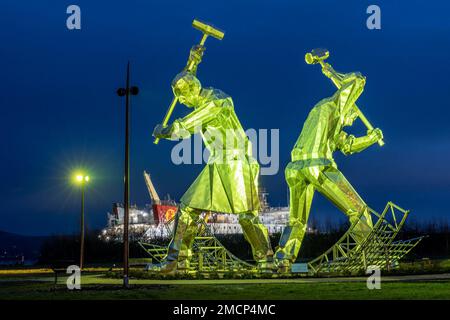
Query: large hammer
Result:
<box><xmin>153</xmin><ymin>19</ymin><xmax>225</xmax><ymax>144</ymax></box>
<box><xmin>305</xmin><ymin>48</ymin><xmax>384</xmax><ymax>146</ymax></box>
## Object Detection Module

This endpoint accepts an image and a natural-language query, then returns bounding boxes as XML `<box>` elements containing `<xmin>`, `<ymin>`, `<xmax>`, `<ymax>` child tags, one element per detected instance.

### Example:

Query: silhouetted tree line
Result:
<box><xmin>38</xmin><ymin>233</ymin><xmax>143</xmax><ymax>267</ymax></box>
<box><xmin>38</xmin><ymin>219</ymin><xmax>450</xmax><ymax>266</ymax></box>
<box><xmin>397</xmin><ymin>219</ymin><xmax>450</xmax><ymax>259</ymax></box>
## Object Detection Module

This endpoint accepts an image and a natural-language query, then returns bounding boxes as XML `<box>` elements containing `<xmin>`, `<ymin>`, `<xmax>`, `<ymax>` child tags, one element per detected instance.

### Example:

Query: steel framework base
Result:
<box><xmin>140</xmin><ymin>202</ymin><xmax>423</xmax><ymax>276</ymax></box>
<box><xmin>307</xmin><ymin>202</ymin><xmax>423</xmax><ymax>275</ymax></box>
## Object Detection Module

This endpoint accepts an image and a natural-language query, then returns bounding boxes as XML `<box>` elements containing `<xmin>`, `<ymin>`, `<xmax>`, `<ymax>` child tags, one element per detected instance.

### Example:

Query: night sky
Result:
<box><xmin>2</xmin><ymin>0</ymin><xmax>450</xmax><ymax>235</ymax></box>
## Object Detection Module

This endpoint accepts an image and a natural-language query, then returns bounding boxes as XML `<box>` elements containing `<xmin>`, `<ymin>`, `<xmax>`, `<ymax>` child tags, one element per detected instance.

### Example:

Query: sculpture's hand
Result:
<box><xmin>368</xmin><ymin>128</ymin><xmax>383</xmax><ymax>142</ymax></box>
<box><xmin>153</xmin><ymin>123</ymin><xmax>172</xmax><ymax>139</ymax></box>
<box><xmin>321</xmin><ymin>62</ymin><xmax>333</xmax><ymax>78</ymax></box>
<box><xmin>187</xmin><ymin>45</ymin><xmax>205</xmax><ymax>68</ymax></box>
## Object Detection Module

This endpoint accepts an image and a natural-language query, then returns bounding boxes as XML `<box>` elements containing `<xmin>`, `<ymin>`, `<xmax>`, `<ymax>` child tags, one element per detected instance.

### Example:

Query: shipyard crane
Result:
<box><xmin>143</xmin><ymin>171</ymin><xmax>177</xmax><ymax>224</ymax></box>
<box><xmin>144</xmin><ymin>171</ymin><xmax>161</xmax><ymax>205</ymax></box>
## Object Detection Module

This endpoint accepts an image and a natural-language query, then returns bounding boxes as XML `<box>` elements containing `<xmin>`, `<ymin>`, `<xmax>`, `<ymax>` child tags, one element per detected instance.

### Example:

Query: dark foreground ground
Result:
<box><xmin>1</xmin><ymin>272</ymin><xmax>449</xmax><ymax>300</ymax></box>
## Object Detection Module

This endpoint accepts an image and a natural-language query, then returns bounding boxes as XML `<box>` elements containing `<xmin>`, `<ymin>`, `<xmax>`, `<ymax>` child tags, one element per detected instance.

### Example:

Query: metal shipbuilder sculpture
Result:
<box><xmin>275</xmin><ymin>49</ymin><xmax>384</xmax><ymax>272</ymax></box>
<box><xmin>152</xmin><ymin>20</ymin><xmax>273</xmax><ymax>273</ymax></box>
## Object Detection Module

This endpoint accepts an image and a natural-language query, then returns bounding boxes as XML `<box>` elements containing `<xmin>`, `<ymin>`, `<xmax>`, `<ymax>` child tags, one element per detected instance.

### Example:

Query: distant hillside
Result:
<box><xmin>0</xmin><ymin>230</ymin><xmax>47</xmax><ymax>260</ymax></box>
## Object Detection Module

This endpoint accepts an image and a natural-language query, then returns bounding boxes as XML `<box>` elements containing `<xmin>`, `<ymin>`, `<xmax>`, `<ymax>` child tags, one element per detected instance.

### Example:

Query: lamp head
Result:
<box><xmin>73</xmin><ymin>172</ymin><xmax>90</xmax><ymax>185</ymax></box>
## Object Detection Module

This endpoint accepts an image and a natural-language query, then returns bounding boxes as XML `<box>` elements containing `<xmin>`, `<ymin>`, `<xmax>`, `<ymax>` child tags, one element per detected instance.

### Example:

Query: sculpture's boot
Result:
<box><xmin>275</xmin><ymin>259</ymin><xmax>292</xmax><ymax>273</ymax></box>
<box><xmin>257</xmin><ymin>259</ymin><xmax>276</xmax><ymax>274</ymax></box>
<box><xmin>146</xmin><ymin>259</ymin><xmax>192</xmax><ymax>274</ymax></box>
<box><xmin>239</xmin><ymin>212</ymin><xmax>274</xmax><ymax>271</ymax></box>
<box><xmin>274</xmin><ymin>224</ymin><xmax>305</xmax><ymax>273</ymax></box>
<box><xmin>148</xmin><ymin>205</ymin><xmax>200</xmax><ymax>274</ymax></box>
<box><xmin>146</xmin><ymin>260</ymin><xmax>178</xmax><ymax>274</ymax></box>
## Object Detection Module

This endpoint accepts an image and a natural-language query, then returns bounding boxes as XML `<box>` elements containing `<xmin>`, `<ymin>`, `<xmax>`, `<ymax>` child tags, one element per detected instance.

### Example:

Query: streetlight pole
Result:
<box><xmin>117</xmin><ymin>62</ymin><xmax>139</xmax><ymax>288</ymax></box>
<box><xmin>80</xmin><ymin>182</ymin><xmax>85</xmax><ymax>270</ymax></box>
<box><xmin>74</xmin><ymin>174</ymin><xmax>89</xmax><ymax>270</ymax></box>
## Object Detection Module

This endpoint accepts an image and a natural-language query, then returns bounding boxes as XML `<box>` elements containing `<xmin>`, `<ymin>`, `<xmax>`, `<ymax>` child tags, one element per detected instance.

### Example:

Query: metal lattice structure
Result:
<box><xmin>307</xmin><ymin>202</ymin><xmax>423</xmax><ymax>274</ymax></box>
<box><xmin>140</xmin><ymin>202</ymin><xmax>422</xmax><ymax>275</ymax></box>
<box><xmin>139</xmin><ymin>215</ymin><xmax>255</xmax><ymax>273</ymax></box>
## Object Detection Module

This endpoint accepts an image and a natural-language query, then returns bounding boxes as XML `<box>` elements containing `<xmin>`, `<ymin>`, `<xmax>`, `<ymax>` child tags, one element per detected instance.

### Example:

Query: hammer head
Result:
<box><xmin>192</xmin><ymin>19</ymin><xmax>225</xmax><ymax>40</ymax></box>
<box><xmin>305</xmin><ymin>48</ymin><xmax>329</xmax><ymax>64</ymax></box>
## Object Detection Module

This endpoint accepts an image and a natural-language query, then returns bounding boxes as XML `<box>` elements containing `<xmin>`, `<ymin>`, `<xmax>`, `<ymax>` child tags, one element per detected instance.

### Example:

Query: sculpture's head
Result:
<box><xmin>172</xmin><ymin>71</ymin><xmax>202</xmax><ymax>108</ymax></box>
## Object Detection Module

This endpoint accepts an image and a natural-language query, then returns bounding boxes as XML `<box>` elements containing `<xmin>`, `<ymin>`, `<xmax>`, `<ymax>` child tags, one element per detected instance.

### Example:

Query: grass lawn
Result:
<box><xmin>0</xmin><ymin>273</ymin><xmax>449</xmax><ymax>300</ymax></box>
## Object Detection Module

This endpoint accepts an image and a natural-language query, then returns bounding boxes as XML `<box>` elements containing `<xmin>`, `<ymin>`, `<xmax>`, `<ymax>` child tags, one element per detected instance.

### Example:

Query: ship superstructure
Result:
<box><xmin>100</xmin><ymin>171</ymin><xmax>315</xmax><ymax>241</ymax></box>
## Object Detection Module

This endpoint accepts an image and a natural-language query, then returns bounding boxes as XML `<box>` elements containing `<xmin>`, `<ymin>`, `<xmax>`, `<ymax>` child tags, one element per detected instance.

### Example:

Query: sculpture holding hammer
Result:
<box><xmin>274</xmin><ymin>49</ymin><xmax>384</xmax><ymax>272</ymax></box>
<box><xmin>151</xmin><ymin>19</ymin><xmax>274</xmax><ymax>273</ymax></box>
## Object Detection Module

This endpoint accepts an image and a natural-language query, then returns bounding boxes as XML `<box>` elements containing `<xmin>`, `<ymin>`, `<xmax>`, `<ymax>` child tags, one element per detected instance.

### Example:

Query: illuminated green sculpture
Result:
<box><xmin>152</xmin><ymin>45</ymin><xmax>273</xmax><ymax>273</ymax></box>
<box><xmin>275</xmin><ymin>49</ymin><xmax>384</xmax><ymax>272</ymax></box>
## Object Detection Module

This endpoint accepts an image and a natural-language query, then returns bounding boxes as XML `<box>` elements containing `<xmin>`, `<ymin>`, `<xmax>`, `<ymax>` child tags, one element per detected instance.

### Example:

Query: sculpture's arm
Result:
<box><xmin>184</xmin><ymin>45</ymin><xmax>205</xmax><ymax>75</ymax></box>
<box><xmin>321</xmin><ymin>63</ymin><xmax>346</xmax><ymax>89</ymax></box>
<box><xmin>338</xmin><ymin>129</ymin><xmax>383</xmax><ymax>155</ymax></box>
<box><xmin>322</xmin><ymin>63</ymin><xmax>366</xmax><ymax>107</ymax></box>
<box><xmin>153</xmin><ymin>95</ymin><xmax>223</xmax><ymax>141</ymax></box>
<box><xmin>171</xmin><ymin>103</ymin><xmax>222</xmax><ymax>138</ymax></box>
<box><xmin>334</xmin><ymin>72</ymin><xmax>366</xmax><ymax>115</ymax></box>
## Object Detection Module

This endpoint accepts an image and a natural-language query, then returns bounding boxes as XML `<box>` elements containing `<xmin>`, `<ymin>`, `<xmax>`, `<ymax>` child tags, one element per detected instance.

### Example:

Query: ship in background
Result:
<box><xmin>99</xmin><ymin>171</ymin><xmax>316</xmax><ymax>241</ymax></box>
<box><xmin>100</xmin><ymin>171</ymin><xmax>177</xmax><ymax>241</ymax></box>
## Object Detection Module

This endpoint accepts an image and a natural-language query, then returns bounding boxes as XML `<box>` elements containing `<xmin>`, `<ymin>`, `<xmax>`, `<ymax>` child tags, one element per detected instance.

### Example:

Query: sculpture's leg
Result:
<box><xmin>149</xmin><ymin>204</ymin><xmax>201</xmax><ymax>273</ymax></box>
<box><xmin>238</xmin><ymin>211</ymin><xmax>274</xmax><ymax>270</ymax></box>
<box><xmin>313</xmin><ymin>166</ymin><xmax>373</xmax><ymax>244</ymax></box>
<box><xmin>275</xmin><ymin>165</ymin><xmax>314</xmax><ymax>270</ymax></box>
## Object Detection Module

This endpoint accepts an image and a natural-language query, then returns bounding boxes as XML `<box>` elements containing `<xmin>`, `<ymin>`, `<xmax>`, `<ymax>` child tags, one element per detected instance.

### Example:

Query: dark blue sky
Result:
<box><xmin>1</xmin><ymin>0</ymin><xmax>450</xmax><ymax>235</ymax></box>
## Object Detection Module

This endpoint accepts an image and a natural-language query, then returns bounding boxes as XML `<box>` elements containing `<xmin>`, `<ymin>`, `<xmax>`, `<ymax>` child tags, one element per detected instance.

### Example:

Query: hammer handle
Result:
<box><xmin>353</xmin><ymin>104</ymin><xmax>385</xmax><ymax>146</ymax></box>
<box><xmin>153</xmin><ymin>96</ymin><xmax>178</xmax><ymax>145</ymax></box>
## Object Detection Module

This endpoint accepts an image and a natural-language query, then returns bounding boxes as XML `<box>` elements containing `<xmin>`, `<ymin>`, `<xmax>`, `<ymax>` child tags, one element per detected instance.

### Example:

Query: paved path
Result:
<box><xmin>81</xmin><ymin>273</ymin><xmax>450</xmax><ymax>285</ymax></box>
<box><xmin>2</xmin><ymin>272</ymin><xmax>450</xmax><ymax>285</ymax></box>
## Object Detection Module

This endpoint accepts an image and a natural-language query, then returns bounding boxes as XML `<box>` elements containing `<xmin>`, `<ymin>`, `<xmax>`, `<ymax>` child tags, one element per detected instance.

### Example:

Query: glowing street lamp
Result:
<box><xmin>74</xmin><ymin>173</ymin><xmax>89</xmax><ymax>270</ymax></box>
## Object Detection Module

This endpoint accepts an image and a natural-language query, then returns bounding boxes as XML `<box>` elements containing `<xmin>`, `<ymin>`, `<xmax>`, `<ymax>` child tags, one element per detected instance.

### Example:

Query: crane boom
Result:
<box><xmin>143</xmin><ymin>171</ymin><xmax>161</xmax><ymax>204</ymax></box>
